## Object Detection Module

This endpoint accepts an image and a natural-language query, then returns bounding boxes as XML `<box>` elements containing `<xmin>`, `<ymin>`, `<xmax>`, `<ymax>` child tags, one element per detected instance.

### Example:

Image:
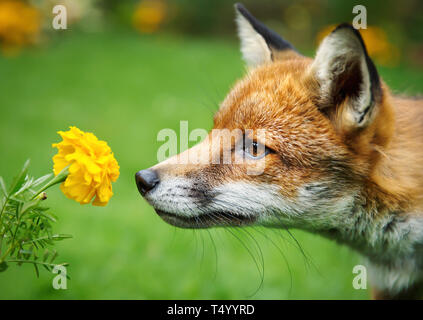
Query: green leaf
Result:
<box><xmin>49</xmin><ymin>250</ymin><xmax>58</xmax><ymax>264</ymax></box>
<box><xmin>9</xmin><ymin>160</ymin><xmax>30</xmax><ymax>195</ymax></box>
<box><xmin>43</xmin><ymin>249</ymin><xmax>50</xmax><ymax>262</ymax></box>
<box><xmin>42</xmin><ymin>264</ymin><xmax>51</xmax><ymax>272</ymax></box>
<box><xmin>0</xmin><ymin>176</ymin><xmax>7</xmax><ymax>196</ymax></box>
<box><xmin>20</xmin><ymin>199</ymin><xmax>40</xmax><ymax>216</ymax></box>
<box><xmin>33</xmin><ymin>263</ymin><xmax>39</xmax><ymax>278</ymax></box>
<box><xmin>38</xmin><ymin>211</ymin><xmax>57</xmax><ymax>223</ymax></box>
<box><xmin>15</xmin><ymin>201</ymin><xmax>22</xmax><ymax>218</ymax></box>
<box><xmin>19</xmin><ymin>249</ymin><xmax>33</xmax><ymax>255</ymax></box>
<box><xmin>32</xmin><ymin>174</ymin><xmax>53</xmax><ymax>188</ymax></box>
<box><xmin>14</xmin><ymin>176</ymin><xmax>34</xmax><ymax>197</ymax></box>
<box><xmin>52</xmin><ymin>234</ymin><xmax>73</xmax><ymax>241</ymax></box>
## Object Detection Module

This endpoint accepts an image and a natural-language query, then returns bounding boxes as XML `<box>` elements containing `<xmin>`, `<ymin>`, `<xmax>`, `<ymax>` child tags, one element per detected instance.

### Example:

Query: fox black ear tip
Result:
<box><xmin>234</xmin><ymin>3</ymin><xmax>245</xmax><ymax>13</ymax></box>
<box><xmin>333</xmin><ymin>23</ymin><xmax>356</xmax><ymax>33</ymax></box>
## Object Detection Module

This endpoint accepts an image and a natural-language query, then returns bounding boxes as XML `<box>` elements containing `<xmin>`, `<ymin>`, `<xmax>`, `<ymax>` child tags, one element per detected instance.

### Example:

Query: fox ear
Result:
<box><xmin>311</xmin><ymin>24</ymin><xmax>382</xmax><ymax>130</ymax></box>
<box><xmin>235</xmin><ymin>3</ymin><xmax>299</xmax><ymax>67</ymax></box>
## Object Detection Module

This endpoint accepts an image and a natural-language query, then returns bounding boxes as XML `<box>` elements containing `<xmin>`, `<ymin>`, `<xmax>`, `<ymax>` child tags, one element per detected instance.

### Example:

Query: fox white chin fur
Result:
<box><xmin>136</xmin><ymin>3</ymin><xmax>423</xmax><ymax>299</ymax></box>
<box><xmin>144</xmin><ymin>176</ymin><xmax>423</xmax><ymax>295</ymax></box>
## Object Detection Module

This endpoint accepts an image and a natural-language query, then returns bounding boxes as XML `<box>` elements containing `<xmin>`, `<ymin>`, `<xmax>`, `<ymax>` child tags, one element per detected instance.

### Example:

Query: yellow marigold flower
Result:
<box><xmin>0</xmin><ymin>0</ymin><xmax>41</xmax><ymax>54</ymax></box>
<box><xmin>133</xmin><ymin>0</ymin><xmax>166</xmax><ymax>34</ymax></box>
<box><xmin>52</xmin><ymin>126</ymin><xmax>120</xmax><ymax>206</ymax></box>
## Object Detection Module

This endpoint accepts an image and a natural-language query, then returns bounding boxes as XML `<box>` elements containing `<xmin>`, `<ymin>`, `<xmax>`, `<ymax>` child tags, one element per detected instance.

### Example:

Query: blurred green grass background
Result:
<box><xmin>0</xmin><ymin>29</ymin><xmax>422</xmax><ymax>299</ymax></box>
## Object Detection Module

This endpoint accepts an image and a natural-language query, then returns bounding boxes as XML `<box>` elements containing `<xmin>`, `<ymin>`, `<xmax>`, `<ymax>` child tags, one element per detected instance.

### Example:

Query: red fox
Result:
<box><xmin>136</xmin><ymin>3</ymin><xmax>423</xmax><ymax>299</ymax></box>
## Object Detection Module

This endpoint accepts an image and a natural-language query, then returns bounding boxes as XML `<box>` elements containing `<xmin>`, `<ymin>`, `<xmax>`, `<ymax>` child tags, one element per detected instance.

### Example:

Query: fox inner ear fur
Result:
<box><xmin>311</xmin><ymin>24</ymin><xmax>382</xmax><ymax>130</ymax></box>
<box><xmin>234</xmin><ymin>3</ymin><xmax>299</xmax><ymax>67</ymax></box>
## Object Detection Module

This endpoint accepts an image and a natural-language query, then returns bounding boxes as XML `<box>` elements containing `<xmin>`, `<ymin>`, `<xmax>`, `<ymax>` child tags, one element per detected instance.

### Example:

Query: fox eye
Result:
<box><xmin>244</xmin><ymin>140</ymin><xmax>271</xmax><ymax>159</ymax></box>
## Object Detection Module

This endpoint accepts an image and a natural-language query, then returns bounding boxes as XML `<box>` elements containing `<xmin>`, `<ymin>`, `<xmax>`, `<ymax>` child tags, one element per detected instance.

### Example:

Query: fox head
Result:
<box><xmin>136</xmin><ymin>3</ymin><xmax>393</xmax><ymax>233</ymax></box>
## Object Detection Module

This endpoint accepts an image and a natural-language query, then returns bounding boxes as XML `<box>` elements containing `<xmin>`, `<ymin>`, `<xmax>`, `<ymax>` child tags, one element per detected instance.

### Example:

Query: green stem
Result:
<box><xmin>31</xmin><ymin>166</ymin><xmax>69</xmax><ymax>200</ymax></box>
<box><xmin>0</xmin><ymin>188</ymin><xmax>11</xmax><ymax>236</ymax></box>
<box><xmin>0</xmin><ymin>245</ymin><xmax>13</xmax><ymax>263</ymax></box>
<box><xmin>6</xmin><ymin>259</ymin><xmax>68</xmax><ymax>268</ymax></box>
<box><xmin>0</xmin><ymin>195</ymin><xmax>8</xmax><ymax>223</ymax></box>
<box><xmin>0</xmin><ymin>196</ymin><xmax>9</xmax><ymax>256</ymax></box>
<box><xmin>22</xmin><ymin>234</ymin><xmax>73</xmax><ymax>245</ymax></box>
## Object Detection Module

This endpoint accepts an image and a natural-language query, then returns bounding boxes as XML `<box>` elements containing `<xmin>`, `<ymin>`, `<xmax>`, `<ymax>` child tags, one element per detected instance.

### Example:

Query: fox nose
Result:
<box><xmin>135</xmin><ymin>169</ymin><xmax>160</xmax><ymax>196</ymax></box>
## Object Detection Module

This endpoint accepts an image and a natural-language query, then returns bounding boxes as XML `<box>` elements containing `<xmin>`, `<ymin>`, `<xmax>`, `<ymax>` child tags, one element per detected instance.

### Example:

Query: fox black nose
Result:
<box><xmin>135</xmin><ymin>169</ymin><xmax>159</xmax><ymax>196</ymax></box>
